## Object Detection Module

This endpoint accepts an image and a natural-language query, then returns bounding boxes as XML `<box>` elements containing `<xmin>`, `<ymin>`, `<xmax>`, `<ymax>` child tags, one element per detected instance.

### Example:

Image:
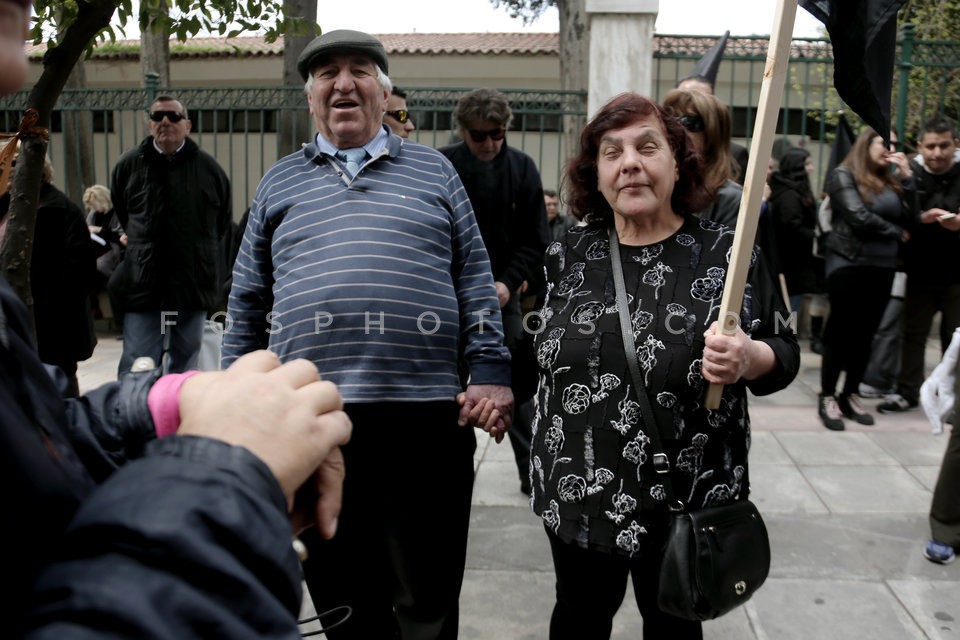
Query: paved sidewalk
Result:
<box><xmin>78</xmin><ymin>335</ymin><xmax>960</xmax><ymax>639</ymax></box>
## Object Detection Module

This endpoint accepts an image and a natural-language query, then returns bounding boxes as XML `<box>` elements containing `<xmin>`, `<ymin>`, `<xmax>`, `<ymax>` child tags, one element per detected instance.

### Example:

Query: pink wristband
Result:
<box><xmin>148</xmin><ymin>371</ymin><xmax>201</xmax><ymax>438</ymax></box>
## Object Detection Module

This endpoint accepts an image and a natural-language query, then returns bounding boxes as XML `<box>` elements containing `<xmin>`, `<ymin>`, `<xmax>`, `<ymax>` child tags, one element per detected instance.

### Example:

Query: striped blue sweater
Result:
<box><xmin>222</xmin><ymin>130</ymin><xmax>511</xmax><ymax>403</ymax></box>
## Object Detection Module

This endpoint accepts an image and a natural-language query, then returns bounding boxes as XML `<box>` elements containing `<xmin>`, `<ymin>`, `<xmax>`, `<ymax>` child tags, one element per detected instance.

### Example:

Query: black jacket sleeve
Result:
<box><xmin>24</xmin><ymin>436</ymin><xmax>304</xmax><ymax>640</ymax></box>
<box><xmin>743</xmin><ymin>249</ymin><xmax>800</xmax><ymax>397</ymax></box>
<box><xmin>499</xmin><ymin>151</ymin><xmax>549</xmax><ymax>294</ymax></box>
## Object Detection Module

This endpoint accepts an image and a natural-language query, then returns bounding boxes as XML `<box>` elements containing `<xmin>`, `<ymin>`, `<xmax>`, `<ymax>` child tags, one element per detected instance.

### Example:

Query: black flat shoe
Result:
<box><xmin>837</xmin><ymin>393</ymin><xmax>875</xmax><ymax>426</ymax></box>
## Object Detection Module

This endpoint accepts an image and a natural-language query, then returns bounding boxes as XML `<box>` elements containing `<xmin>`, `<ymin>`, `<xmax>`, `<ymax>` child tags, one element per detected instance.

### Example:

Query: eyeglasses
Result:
<box><xmin>677</xmin><ymin>114</ymin><xmax>705</xmax><ymax>133</ymax></box>
<box><xmin>385</xmin><ymin>109</ymin><xmax>413</xmax><ymax>125</ymax></box>
<box><xmin>149</xmin><ymin>111</ymin><xmax>186</xmax><ymax>123</ymax></box>
<box><xmin>468</xmin><ymin>128</ymin><xmax>506</xmax><ymax>143</ymax></box>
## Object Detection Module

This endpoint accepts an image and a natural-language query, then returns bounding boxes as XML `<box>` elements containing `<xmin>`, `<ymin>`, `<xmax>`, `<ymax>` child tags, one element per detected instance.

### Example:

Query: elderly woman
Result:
<box><xmin>662</xmin><ymin>88</ymin><xmax>742</xmax><ymax>226</ymax></box>
<box><xmin>527</xmin><ymin>93</ymin><xmax>799</xmax><ymax>639</ymax></box>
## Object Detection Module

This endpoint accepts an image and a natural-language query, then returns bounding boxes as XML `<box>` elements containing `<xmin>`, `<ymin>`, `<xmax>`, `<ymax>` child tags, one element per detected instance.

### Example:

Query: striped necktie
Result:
<box><xmin>335</xmin><ymin>148</ymin><xmax>366</xmax><ymax>178</ymax></box>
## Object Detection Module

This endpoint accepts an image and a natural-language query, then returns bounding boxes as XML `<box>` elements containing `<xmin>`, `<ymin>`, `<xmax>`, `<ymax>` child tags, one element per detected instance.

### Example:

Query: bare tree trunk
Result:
<box><xmin>0</xmin><ymin>0</ymin><xmax>116</xmax><ymax>311</ymax></box>
<box><xmin>278</xmin><ymin>0</ymin><xmax>316</xmax><ymax>157</ymax></box>
<box><xmin>140</xmin><ymin>3</ymin><xmax>170</xmax><ymax>88</ymax></box>
<box><xmin>62</xmin><ymin>59</ymin><xmax>96</xmax><ymax>205</ymax></box>
<box><xmin>559</xmin><ymin>0</ymin><xmax>588</xmax><ymax>186</ymax></box>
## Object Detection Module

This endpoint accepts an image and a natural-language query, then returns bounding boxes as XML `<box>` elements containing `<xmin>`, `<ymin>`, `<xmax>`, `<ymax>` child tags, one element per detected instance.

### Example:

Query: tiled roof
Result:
<box><xmin>25</xmin><ymin>32</ymin><xmax>829</xmax><ymax>61</ymax></box>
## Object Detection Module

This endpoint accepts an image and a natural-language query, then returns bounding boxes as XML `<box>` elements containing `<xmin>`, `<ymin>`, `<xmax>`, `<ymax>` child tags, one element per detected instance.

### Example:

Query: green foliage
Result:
<box><xmin>30</xmin><ymin>0</ymin><xmax>317</xmax><ymax>48</ymax></box>
<box><xmin>490</xmin><ymin>0</ymin><xmax>556</xmax><ymax>25</ymax></box>
<box><xmin>898</xmin><ymin>0</ymin><xmax>960</xmax><ymax>141</ymax></box>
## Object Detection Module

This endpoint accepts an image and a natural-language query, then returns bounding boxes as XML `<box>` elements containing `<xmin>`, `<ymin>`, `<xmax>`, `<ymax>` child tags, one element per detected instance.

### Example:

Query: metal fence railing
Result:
<box><xmin>1</xmin><ymin>27</ymin><xmax>956</xmax><ymax>218</ymax></box>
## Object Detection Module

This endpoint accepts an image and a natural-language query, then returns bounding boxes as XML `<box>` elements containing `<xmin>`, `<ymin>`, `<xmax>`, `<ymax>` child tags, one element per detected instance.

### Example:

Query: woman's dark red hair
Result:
<box><xmin>564</xmin><ymin>92</ymin><xmax>713</xmax><ymax>228</ymax></box>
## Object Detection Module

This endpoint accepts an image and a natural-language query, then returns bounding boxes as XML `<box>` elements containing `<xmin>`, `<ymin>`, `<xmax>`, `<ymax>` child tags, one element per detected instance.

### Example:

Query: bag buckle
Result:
<box><xmin>653</xmin><ymin>453</ymin><xmax>670</xmax><ymax>474</ymax></box>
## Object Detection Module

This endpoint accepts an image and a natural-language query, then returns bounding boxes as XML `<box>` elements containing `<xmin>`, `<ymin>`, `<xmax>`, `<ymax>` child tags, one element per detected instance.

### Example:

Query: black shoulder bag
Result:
<box><xmin>608</xmin><ymin>228</ymin><xmax>771</xmax><ymax>621</ymax></box>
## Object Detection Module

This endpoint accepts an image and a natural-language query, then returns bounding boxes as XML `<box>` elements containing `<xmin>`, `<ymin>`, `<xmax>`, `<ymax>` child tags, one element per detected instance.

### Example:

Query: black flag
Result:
<box><xmin>687</xmin><ymin>30</ymin><xmax>730</xmax><ymax>89</ymax></box>
<box><xmin>824</xmin><ymin>112</ymin><xmax>856</xmax><ymax>186</ymax></box>
<box><xmin>799</xmin><ymin>0</ymin><xmax>906</xmax><ymax>145</ymax></box>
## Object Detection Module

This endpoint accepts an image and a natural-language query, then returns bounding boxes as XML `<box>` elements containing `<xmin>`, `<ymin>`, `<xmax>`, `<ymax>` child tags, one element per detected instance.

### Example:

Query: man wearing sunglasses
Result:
<box><xmin>384</xmin><ymin>86</ymin><xmax>416</xmax><ymax>139</ymax></box>
<box><xmin>440</xmin><ymin>88</ymin><xmax>550</xmax><ymax>496</ymax></box>
<box><xmin>223</xmin><ymin>30</ymin><xmax>513</xmax><ymax>639</ymax></box>
<box><xmin>109</xmin><ymin>95</ymin><xmax>231</xmax><ymax>377</ymax></box>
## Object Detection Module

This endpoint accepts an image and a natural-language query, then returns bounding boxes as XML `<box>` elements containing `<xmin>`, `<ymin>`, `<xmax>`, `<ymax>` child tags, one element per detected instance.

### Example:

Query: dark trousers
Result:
<box><xmin>931</xmin><ymin>420</ymin><xmax>960</xmax><ymax>547</ymax></box>
<box><xmin>301</xmin><ymin>401</ymin><xmax>476</xmax><ymax>640</ymax></box>
<box><xmin>861</xmin><ymin>297</ymin><xmax>904</xmax><ymax>392</ymax></box>
<box><xmin>896</xmin><ymin>281</ymin><xmax>960</xmax><ymax>403</ymax></box>
<box><xmin>546</xmin><ymin>529</ymin><xmax>703</xmax><ymax>640</ymax></box>
<box><xmin>821</xmin><ymin>266</ymin><xmax>894</xmax><ymax>396</ymax></box>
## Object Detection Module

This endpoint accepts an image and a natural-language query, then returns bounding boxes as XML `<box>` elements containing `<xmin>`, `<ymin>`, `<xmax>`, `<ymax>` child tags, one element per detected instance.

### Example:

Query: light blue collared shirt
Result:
<box><xmin>314</xmin><ymin>126</ymin><xmax>390</xmax><ymax>171</ymax></box>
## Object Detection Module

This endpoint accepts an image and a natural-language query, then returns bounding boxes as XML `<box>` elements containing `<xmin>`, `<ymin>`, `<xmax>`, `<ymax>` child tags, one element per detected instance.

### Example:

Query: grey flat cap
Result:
<box><xmin>297</xmin><ymin>30</ymin><xmax>389</xmax><ymax>81</ymax></box>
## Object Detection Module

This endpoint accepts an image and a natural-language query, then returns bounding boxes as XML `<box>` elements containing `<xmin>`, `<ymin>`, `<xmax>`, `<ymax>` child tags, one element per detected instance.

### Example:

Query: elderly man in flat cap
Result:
<box><xmin>223</xmin><ymin>29</ymin><xmax>514</xmax><ymax>640</ymax></box>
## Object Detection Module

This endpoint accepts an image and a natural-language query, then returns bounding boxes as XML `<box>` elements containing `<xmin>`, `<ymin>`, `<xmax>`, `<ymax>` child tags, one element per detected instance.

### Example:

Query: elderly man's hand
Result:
<box><xmin>456</xmin><ymin>384</ymin><xmax>514</xmax><ymax>443</ymax></box>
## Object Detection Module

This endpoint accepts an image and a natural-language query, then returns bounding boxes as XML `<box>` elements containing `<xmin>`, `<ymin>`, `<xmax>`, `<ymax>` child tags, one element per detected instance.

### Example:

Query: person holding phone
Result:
<box><xmin>879</xmin><ymin>116</ymin><xmax>960</xmax><ymax>415</ymax></box>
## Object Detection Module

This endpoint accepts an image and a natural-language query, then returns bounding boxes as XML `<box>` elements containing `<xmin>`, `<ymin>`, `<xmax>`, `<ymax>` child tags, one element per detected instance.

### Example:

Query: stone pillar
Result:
<box><xmin>585</xmin><ymin>0</ymin><xmax>659</xmax><ymax>118</ymax></box>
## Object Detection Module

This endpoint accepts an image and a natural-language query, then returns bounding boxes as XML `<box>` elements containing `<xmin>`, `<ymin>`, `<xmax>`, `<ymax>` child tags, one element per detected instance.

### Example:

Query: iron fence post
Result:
<box><xmin>896</xmin><ymin>23</ymin><xmax>914</xmax><ymax>146</ymax></box>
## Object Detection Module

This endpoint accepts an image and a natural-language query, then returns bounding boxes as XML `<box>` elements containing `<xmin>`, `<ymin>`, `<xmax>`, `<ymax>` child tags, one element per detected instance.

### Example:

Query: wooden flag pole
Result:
<box><xmin>703</xmin><ymin>0</ymin><xmax>798</xmax><ymax>409</ymax></box>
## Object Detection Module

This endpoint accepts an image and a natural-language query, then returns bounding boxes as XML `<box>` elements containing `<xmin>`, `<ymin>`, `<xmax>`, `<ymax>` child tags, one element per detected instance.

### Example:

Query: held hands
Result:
<box><xmin>701</xmin><ymin>321</ymin><xmax>775</xmax><ymax>385</ymax></box>
<box><xmin>494</xmin><ymin>281</ymin><xmax>511</xmax><ymax>308</ymax></box>
<box><xmin>456</xmin><ymin>384</ymin><xmax>515</xmax><ymax>443</ymax></box>
<box><xmin>178</xmin><ymin>350</ymin><xmax>351</xmax><ymax>538</ymax></box>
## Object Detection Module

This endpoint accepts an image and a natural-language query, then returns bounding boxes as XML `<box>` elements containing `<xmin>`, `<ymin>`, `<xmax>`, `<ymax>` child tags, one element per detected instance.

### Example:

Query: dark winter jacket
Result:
<box><xmin>769</xmin><ymin>172</ymin><xmax>823</xmax><ymax>295</ymax></box>
<box><xmin>697</xmin><ymin>178</ymin><xmax>742</xmax><ymax>227</ymax></box>
<box><xmin>33</xmin><ymin>183</ymin><xmax>98</xmax><ymax>365</ymax></box>
<box><xmin>0</xmin><ymin>184</ymin><xmax>97</xmax><ymax>367</ymax></box>
<box><xmin>109</xmin><ymin>136</ymin><xmax>232</xmax><ymax>312</ymax></box>
<box><xmin>0</xmin><ymin>276</ymin><xmax>305</xmax><ymax>638</ymax></box>
<box><xmin>439</xmin><ymin>141</ymin><xmax>550</xmax><ymax>294</ymax></box>
<box><xmin>904</xmin><ymin>157</ymin><xmax>960</xmax><ymax>284</ymax></box>
<box><xmin>824</xmin><ymin>167</ymin><xmax>915</xmax><ymax>264</ymax></box>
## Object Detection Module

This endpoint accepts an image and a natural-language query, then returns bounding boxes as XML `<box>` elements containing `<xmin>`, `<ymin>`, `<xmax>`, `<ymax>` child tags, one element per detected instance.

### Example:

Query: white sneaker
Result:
<box><xmin>858</xmin><ymin>383</ymin><xmax>890</xmax><ymax>399</ymax></box>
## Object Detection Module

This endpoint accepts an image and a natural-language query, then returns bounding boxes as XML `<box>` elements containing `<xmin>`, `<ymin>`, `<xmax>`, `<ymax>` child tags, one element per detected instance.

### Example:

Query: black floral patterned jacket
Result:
<box><xmin>529</xmin><ymin>218</ymin><xmax>799</xmax><ymax>556</ymax></box>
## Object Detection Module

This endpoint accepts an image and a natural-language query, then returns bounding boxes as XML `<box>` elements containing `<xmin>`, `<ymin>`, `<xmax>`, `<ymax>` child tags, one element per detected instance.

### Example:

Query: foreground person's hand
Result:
<box><xmin>178</xmin><ymin>351</ymin><xmax>352</xmax><ymax>510</ymax></box>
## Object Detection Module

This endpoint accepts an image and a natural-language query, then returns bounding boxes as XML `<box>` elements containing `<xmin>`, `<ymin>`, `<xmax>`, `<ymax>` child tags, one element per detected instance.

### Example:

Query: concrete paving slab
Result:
<box><xmin>888</xmin><ymin>580</ymin><xmax>960</xmax><ymax>640</ymax></box>
<box><xmin>473</xmin><ymin>460</ymin><xmax>530</xmax><ymax>507</ymax></box>
<box><xmin>459</xmin><ymin>569</ymin><xmax>554</xmax><ymax>640</ymax></box>
<box><xmin>774</xmin><ymin>431</ymin><xmax>900</xmax><ymax>466</ymax></box>
<box><xmin>751</xmin><ymin>579</ymin><xmax>927</xmax><ymax>639</ymax></box>
<box><xmin>749</xmin><ymin>463</ymin><xmax>829</xmax><ymax>514</ymax></box>
<box><xmin>750</xmin><ymin>430</ymin><xmax>794</xmax><ymax>465</ymax></box>
<box><xmin>908</xmin><ymin>464</ymin><xmax>944</xmax><ymax>492</ymax></box>
<box><xmin>802</xmin><ymin>466</ymin><xmax>931</xmax><ymax>513</ymax></box>
<box><xmin>465</xmin><ymin>506</ymin><xmax>551</xmax><ymax>572</ymax></box>
<box><xmin>870</xmin><ymin>431</ymin><xmax>951</xmax><ymax>466</ymax></box>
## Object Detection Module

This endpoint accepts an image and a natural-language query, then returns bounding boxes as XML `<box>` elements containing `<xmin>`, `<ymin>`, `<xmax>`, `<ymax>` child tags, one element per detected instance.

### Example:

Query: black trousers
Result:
<box><xmin>301</xmin><ymin>401</ymin><xmax>477</xmax><ymax>640</ymax></box>
<box><xmin>821</xmin><ymin>266</ymin><xmax>894</xmax><ymax>396</ymax></box>
<box><xmin>896</xmin><ymin>280</ymin><xmax>960</xmax><ymax>403</ymax></box>
<box><xmin>546</xmin><ymin>528</ymin><xmax>703</xmax><ymax>640</ymax></box>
